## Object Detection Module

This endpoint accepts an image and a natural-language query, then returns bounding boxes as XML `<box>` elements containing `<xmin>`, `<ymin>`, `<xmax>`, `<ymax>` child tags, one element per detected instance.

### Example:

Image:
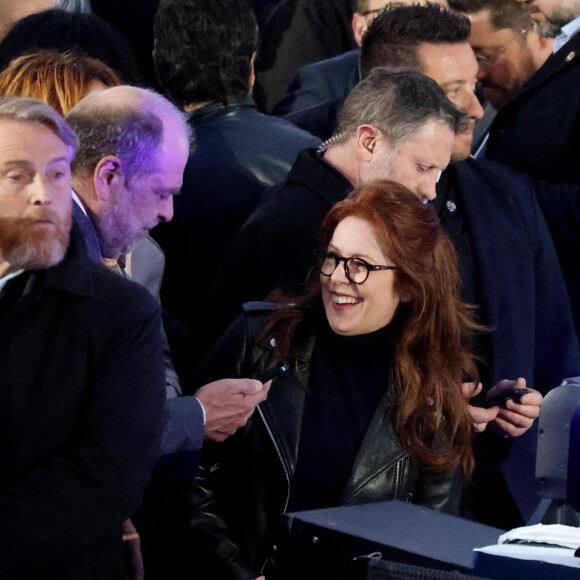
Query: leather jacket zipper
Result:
<box><xmin>394</xmin><ymin>460</ymin><xmax>402</xmax><ymax>498</ymax></box>
<box><xmin>257</xmin><ymin>404</ymin><xmax>291</xmax><ymax>574</ymax></box>
<box><xmin>257</xmin><ymin>405</ymin><xmax>292</xmax><ymax>512</ymax></box>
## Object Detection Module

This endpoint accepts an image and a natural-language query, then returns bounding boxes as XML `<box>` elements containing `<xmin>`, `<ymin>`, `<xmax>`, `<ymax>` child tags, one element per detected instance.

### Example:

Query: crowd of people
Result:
<box><xmin>0</xmin><ymin>0</ymin><xmax>578</xmax><ymax>579</ymax></box>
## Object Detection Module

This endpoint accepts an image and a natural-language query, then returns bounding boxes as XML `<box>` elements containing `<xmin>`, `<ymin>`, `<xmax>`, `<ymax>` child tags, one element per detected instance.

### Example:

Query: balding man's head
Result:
<box><xmin>66</xmin><ymin>86</ymin><xmax>191</xmax><ymax>259</ymax></box>
<box><xmin>67</xmin><ymin>86</ymin><xmax>190</xmax><ymax>182</ymax></box>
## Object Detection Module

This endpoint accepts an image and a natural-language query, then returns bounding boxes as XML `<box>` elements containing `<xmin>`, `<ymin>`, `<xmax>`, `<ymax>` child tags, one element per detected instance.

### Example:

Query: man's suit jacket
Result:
<box><xmin>485</xmin><ymin>34</ymin><xmax>580</xmax><ymax>335</ymax></box>
<box><xmin>273</xmin><ymin>49</ymin><xmax>359</xmax><ymax>140</ymax></box>
<box><xmin>452</xmin><ymin>158</ymin><xmax>580</xmax><ymax>522</ymax></box>
<box><xmin>71</xmin><ymin>200</ymin><xmax>205</xmax><ymax>477</ymax></box>
<box><xmin>0</xmin><ymin>226</ymin><xmax>165</xmax><ymax>579</ymax></box>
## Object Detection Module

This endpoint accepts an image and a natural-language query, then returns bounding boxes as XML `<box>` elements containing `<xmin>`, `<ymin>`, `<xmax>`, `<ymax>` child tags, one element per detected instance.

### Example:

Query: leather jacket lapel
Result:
<box><xmin>341</xmin><ymin>378</ymin><xmax>408</xmax><ymax>504</ymax></box>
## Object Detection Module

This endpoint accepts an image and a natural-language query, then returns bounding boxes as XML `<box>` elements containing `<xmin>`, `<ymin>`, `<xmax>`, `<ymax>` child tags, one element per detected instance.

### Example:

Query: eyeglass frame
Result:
<box><xmin>314</xmin><ymin>249</ymin><xmax>397</xmax><ymax>285</ymax></box>
<box><xmin>360</xmin><ymin>2</ymin><xmax>406</xmax><ymax>19</ymax></box>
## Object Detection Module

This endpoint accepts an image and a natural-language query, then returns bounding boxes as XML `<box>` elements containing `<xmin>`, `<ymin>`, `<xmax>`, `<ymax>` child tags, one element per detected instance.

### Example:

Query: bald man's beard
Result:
<box><xmin>0</xmin><ymin>207</ymin><xmax>72</xmax><ymax>271</ymax></box>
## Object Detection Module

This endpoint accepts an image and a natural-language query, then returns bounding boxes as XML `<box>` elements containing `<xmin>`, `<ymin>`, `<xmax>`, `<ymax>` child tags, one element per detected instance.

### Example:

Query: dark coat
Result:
<box><xmin>253</xmin><ymin>0</ymin><xmax>357</xmax><ymax>113</ymax></box>
<box><xmin>0</xmin><ymin>226</ymin><xmax>165</xmax><ymax>579</ymax></box>
<box><xmin>182</xmin><ymin>303</ymin><xmax>462</xmax><ymax>580</ymax></box>
<box><xmin>450</xmin><ymin>158</ymin><xmax>580</xmax><ymax>523</ymax></box>
<box><xmin>273</xmin><ymin>49</ymin><xmax>359</xmax><ymax>140</ymax></box>
<box><xmin>154</xmin><ymin>97</ymin><xmax>319</xmax><ymax>380</ymax></box>
<box><xmin>485</xmin><ymin>35</ymin><xmax>580</xmax><ymax>335</ymax></box>
<box><xmin>72</xmin><ymin>198</ymin><xmax>205</xmax><ymax>478</ymax></box>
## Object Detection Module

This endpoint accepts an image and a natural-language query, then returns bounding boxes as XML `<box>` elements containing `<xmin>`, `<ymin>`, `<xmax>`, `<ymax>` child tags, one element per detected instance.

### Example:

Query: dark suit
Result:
<box><xmin>253</xmin><ymin>0</ymin><xmax>356</xmax><ymax>112</ymax></box>
<box><xmin>273</xmin><ymin>49</ymin><xmax>359</xmax><ymax>140</ymax></box>
<box><xmin>485</xmin><ymin>34</ymin><xmax>580</xmax><ymax>335</ymax></box>
<box><xmin>0</xmin><ymin>226</ymin><xmax>165</xmax><ymax>579</ymax></box>
<box><xmin>71</xmin><ymin>198</ymin><xmax>205</xmax><ymax>477</ymax></box>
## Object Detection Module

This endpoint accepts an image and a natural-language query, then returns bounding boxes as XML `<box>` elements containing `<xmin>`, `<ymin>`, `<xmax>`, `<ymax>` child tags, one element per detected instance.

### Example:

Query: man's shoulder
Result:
<box><xmin>299</xmin><ymin>49</ymin><xmax>359</xmax><ymax>78</ymax></box>
<box><xmin>452</xmin><ymin>159</ymin><xmax>541</xmax><ymax>229</ymax></box>
<box><xmin>249</xmin><ymin>152</ymin><xmax>338</xmax><ymax>220</ymax></box>
<box><xmin>193</xmin><ymin>101</ymin><xmax>319</xmax><ymax>144</ymax></box>
<box><xmin>88</xmin><ymin>261</ymin><xmax>160</xmax><ymax>318</ymax></box>
<box><xmin>53</xmin><ymin>254</ymin><xmax>161</xmax><ymax>329</ymax></box>
<box><xmin>454</xmin><ymin>157</ymin><xmax>533</xmax><ymax>191</ymax></box>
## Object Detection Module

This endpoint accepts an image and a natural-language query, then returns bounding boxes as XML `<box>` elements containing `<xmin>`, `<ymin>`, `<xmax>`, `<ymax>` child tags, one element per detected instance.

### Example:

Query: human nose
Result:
<box><xmin>29</xmin><ymin>176</ymin><xmax>52</xmax><ymax>206</ymax></box>
<box><xmin>466</xmin><ymin>89</ymin><xmax>484</xmax><ymax>120</ymax></box>
<box><xmin>329</xmin><ymin>259</ymin><xmax>351</xmax><ymax>284</ymax></box>
<box><xmin>158</xmin><ymin>196</ymin><xmax>174</xmax><ymax>223</ymax></box>
<box><xmin>421</xmin><ymin>177</ymin><xmax>437</xmax><ymax>202</ymax></box>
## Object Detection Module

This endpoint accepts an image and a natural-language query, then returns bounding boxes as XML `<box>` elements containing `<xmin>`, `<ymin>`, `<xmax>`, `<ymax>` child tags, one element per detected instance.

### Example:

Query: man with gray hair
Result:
<box><xmin>66</xmin><ymin>86</ymin><xmax>270</xmax><ymax>474</ymax></box>
<box><xmin>212</xmin><ymin>67</ymin><xmax>466</xmax><ymax>341</ymax></box>
<box><xmin>0</xmin><ymin>96</ymin><xmax>165</xmax><ymax>578</ymax></box>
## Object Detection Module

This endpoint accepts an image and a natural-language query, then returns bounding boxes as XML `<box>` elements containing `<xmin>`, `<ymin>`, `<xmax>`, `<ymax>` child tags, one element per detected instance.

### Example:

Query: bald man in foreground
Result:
<box><xmin>66</xmin><ymin>86</ymin><xmax>270</xmax><ymax>476</ymax></box>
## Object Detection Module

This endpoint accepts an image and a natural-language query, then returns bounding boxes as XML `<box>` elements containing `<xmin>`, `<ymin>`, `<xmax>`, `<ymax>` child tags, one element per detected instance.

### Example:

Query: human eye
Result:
<box><xmin>325</xmin><ymin>250</ymin><xmax>341</xmax><ymax>265</ymax></box>
<box><xmin>416</xmin><ymin>163</ymin><xmax>428</xmax><ymax>173</ymax></box>
<box><xmin>52</xmin><ymin>170</ymin><xmax>67</xmax><ymax>180</ymax></box>
<box><xmin>155</xmin><ymin>190</ymin><xmax>172</xmax><ymax>202</ymax></box>
<box><xmin>4</xmin><ymin>169</ymin><xmax>31</xmax><ymax>185</ymax></box>
<box><xmin>48</xmin><ymin>163</ymin><xmax>70</xmax><ymax>182</ymax></box>
<box><xmin>350</xmin><ymin>257</ymin><xmax>369</xmax><ymax>274</ymax></box>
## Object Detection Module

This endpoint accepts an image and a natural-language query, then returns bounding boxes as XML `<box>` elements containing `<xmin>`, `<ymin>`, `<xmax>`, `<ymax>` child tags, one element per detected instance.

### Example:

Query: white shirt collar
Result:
<box><xmin>71</xmin><ymin>190</ymin><xmax>88</xmax><ymax>216</ymax></box>
<box><xmin>554</xmin><ymin>14</ymin><xmax>580</xmax><ymax>53</ymax></box>
<box><xmin>0</xmin><ymin>269</ymin><xmax>25</xmax><ymax>294</ymax></box>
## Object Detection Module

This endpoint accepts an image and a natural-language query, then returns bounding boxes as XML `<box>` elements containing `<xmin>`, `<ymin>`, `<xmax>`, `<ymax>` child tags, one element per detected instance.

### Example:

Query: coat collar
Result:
<box><xmin>289</xmin><ymin>149</ymin><xmax>354</xmax><ymax>209</ymax></box>
<box><xmin>187</xmin><ymin>94</ymin><xmax>256</xmax><ymax>124</ymax></box>
<box><xmin>72</xmin><ymin>194</ymin><xmax>102</xmax><ymax>263</ymax></box>
<box><xmin>37</xmin><ymin>223</ymin><xmax>96</xmax><ymax>299</ymax></box>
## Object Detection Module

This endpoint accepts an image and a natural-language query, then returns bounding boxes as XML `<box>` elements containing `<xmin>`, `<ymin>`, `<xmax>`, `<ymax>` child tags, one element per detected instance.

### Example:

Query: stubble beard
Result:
<box><xmin>0</xmin><ymin>207</ymin><xmax>72</xmax><ymax>271</ymax></box>
<box><xmin>528</xmin><ymin>2</ymin><xmax>578</xmax><ymax>38</ymax></box>
<box><xmin>95</xmin><ymin>200</ymin><xmax>140</xmax><ymax>259</ymax></box>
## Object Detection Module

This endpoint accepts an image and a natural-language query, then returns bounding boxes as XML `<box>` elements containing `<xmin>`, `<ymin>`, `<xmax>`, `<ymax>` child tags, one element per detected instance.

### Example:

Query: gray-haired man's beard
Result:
<box><xmin>0</xmin><ymin>208</ymin><xmax>72</xmax><ymax>271</ymax></box>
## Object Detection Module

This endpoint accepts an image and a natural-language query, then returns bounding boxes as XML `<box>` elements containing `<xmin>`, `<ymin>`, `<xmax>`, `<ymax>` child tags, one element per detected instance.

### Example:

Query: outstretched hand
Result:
<box><xmin>195</xmin><ymin>378</ymin><xmax>272</xmax><ymax>442</ymax></box>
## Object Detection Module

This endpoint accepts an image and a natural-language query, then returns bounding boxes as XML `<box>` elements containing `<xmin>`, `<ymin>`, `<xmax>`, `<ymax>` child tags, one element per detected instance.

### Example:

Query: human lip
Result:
<box><xmin>30</xmin><ymin>218</ymin><xmax>55</xmax><ymax>227</ymax></box>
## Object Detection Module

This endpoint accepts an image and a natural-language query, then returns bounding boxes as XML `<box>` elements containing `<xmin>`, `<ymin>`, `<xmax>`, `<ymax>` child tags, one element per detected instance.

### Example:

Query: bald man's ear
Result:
<box><xmin>93</xmin><ymin>155</ymin><xmax>125</xmax><ymax>203</ymax></box>
<box><xmin>355</xmin><ymin>125</ymin><xmax>381</xmax><ymax>162</ymax></box>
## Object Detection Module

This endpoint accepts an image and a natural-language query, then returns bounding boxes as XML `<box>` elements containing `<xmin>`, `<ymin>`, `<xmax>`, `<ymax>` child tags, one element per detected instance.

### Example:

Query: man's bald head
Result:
<box><xmin>66</xmin><ymin>86</ymin><xmax>191</xmax><ymax>259</ymax></box>
<box><xmin>66</xmin><ymin>85</ymin><xmax>190</xmax><ymax>183</ymax></box>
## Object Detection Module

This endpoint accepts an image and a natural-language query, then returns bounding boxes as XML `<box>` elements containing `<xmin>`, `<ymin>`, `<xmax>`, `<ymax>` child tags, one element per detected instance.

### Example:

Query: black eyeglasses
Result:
<box><xmin>361</xmin><ymin>3</ymin><xmax>405</xmax><ymax>18</ymax></box>
<box><xmin>314</xmin><ymin>249</ymin><xmax>397</xmax><ymax>285</ymax></box>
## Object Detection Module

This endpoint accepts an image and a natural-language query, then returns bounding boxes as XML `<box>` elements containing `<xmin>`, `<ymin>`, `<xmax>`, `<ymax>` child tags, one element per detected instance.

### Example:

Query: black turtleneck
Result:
<box><xmin>288</xmin><ymin>312</ymin><xmax>399</xmax><ymax>511</ymax></box>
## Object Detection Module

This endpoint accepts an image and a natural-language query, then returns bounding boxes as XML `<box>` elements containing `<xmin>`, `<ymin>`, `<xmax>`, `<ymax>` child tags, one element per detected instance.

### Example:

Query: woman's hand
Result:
<box><xmin>463</xmin><ymin>382</ymin><xmax>499</xmax><ymax>432</ymax></box>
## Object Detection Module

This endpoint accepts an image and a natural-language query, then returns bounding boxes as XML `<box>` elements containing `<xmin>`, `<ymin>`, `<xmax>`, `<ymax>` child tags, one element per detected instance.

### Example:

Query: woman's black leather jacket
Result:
<box><xmin>187</xmin><ymin>303</ymin><xmax>462</xmax><ymax>580</ymax></box>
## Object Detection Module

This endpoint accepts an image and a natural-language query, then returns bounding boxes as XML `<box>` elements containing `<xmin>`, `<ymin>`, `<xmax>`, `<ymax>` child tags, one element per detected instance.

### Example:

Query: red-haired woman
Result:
<box><xmin>183</xmin><ymin>179</ymin><xmax>489</xmax><ymax>579</ymax></box>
